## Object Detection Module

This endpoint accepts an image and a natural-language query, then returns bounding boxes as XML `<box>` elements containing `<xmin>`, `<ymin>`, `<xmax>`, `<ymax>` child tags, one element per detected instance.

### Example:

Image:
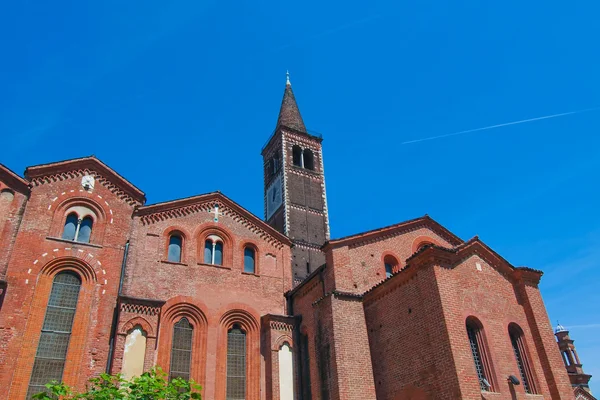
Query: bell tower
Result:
<box><xmin>262</xmin><ymin>73</ymin><xmax>330</xmax><ymax>284</ymax></box>
<box><xmin>555</xmin><ymin>323</ymin><xmax>593</xmax><ymax>394</ymax></box>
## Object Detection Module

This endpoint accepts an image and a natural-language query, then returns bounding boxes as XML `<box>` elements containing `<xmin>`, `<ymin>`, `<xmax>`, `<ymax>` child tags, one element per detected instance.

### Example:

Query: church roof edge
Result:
<box><xmin>0</xmin><ymin>162</ymin><xmax>30</xmax><ymax>194</ymax></box>
<box><xmin>24</xmin><ymin>155</ymin><xmax>146</xmax><ymax>203</ymax></box>
<box><xmin>136</xmin><ymin>191</ymin><xmax>293</xmax><ymax>247</ymax></box>
<box><xmin>323</xmin><ymin>215</ymin><xmax>463</xmax><ymax>250</ymax></box>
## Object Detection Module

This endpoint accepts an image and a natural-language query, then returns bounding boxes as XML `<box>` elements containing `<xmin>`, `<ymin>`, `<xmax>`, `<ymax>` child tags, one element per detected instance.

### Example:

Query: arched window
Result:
<box><xmin>270</xmin><ymin>153</ymin><xmax>280</xmax><ymax>176</ymax></box>
<box><xmin>61</xmin><ymin>213</ymin><xmax>94</xmax><ymax>243</ymax></box>
<box><xmin>78</xmin><ymin>217</ymin><xmax>93</xmax><ymax>243</ymax></box>
<box><xmin>204</xmin><ymin>236</ymin><xmax>224</xmax><ymax>266</ymax></box>
<box><xmin>27</xmin><ymin>272</ymin><xmax>81</xmax><ymax>398</ymax></box>
<box><xmin>227</xmin><ymin>324</ymin><xmax>247</xmax><ymax>400</ymax></box>
<box><xmin>170</xmin><ymin>317</ymin><xmax>193</xmax><ymax>381</ymax></box>
<box><xmin>303</xmin><ymin>149</ymin><xmax>314</xmax><ymax>170</ymax></box>
<box><xmin>244</xmin><ymin>247</ymin><xmax>255</xmax><ymax>274</ymax></box>
<box><xmin>215</xmin><ymin>242</ymin><xmax>223</xmax><ymax>266</ymax></box>
<box><xmin>62</xmin><ymin>213</ymin><xmax>78</xmax><ymax>241</ymax></box>
<box><xmin>509</xmin><ymin>324</ymin><xmax>537</xmax><ymax>394</ymax></box>
<box><xmin>466</xmin><ymin>317</ymin><xmax>495</xmax><ymax>392</ymax></box>
<box><xmin>292</xmin><ymin>145</ymin><xmax>303</xmax><ymax>167</ymax></box>
<box><xmin>168</xmin><ymin>235</ymin><xmax>183</xmax><ymax>263</ymax></box>
<box><xmin>383</xmin><ymin>255</ymin><xmax>398</xmax><ymax>279</ymax></box>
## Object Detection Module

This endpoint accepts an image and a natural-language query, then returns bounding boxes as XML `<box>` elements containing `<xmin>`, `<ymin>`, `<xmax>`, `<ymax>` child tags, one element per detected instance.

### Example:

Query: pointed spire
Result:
<box><xmin>276</xmin><ymin>71</ymin><xmax>306</xmax><ymax>132</ymax></box>
<box><xmin>286</xmin><ymin>70</ymin><xmax>291</xmax><ymax>86</ymax></box>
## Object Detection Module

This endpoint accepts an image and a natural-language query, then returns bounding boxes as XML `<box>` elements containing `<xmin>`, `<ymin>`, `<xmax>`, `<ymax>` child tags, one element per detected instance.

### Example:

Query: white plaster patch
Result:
<box><xmin>476</xmin><ymin>262</ymin><xmax>482</xmax><ymax>271</ymax></box>
<box><xmin>52</xmin><ymin>197</ymin><xmax>58</xmax><ymax>202</ymax></box>
<box><xmin>42</xmin><ymin>253</ymin><xmax>48</xmax><ymax>257</ymax></box>
<box><xmin>78</xmin><ymin>249</ymin><xmax>84</xmax><ymax>253</ymax></box>
<box><xmin>102</xmin><ymin>269</ymin><xmax>106</xmax><ymax>275</ymax></box>
<box><xmin>102</xmin><ymin>289</ymin><xmax>106</xmax><ymax>295</ymax></box>
<box><xmin>48</xmin><ymin>205</ymin><xmax>52</xmax><ymax>210</ymax></box>
<box><xmin>27</xmin><ymin>268</ymin><xmax>31</xmax><ymax>274</ymax></box>
<box><xmin>278</xmin><ymin>343</ymin><xmax>294</xmax><ymax>400</ymax></box>
<box><xmin>53</xmin><ymin>249</ymin><xmax>59</xmax><ymax>252</ymax></box>
<box><xmin>33</xmin><ymin>260</ymin><xmax>38</xmax><ymax>265</ymax></box>
<box><xmin>25</xmin><ymin>279</ymin><xmax>29</xmax><ymax>284</ymax></box>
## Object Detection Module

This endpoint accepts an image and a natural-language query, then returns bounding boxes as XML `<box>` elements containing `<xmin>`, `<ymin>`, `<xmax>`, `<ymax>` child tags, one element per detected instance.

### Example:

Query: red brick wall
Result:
<box><xmin>435</xmin><ymin>255</ymin><xmax>574</xmax><ymax>399</ymax></box>
<box><xmin>327</xmin><ymin>227</ymin><xmax>452</xmax><ymax>294</ymax></box>
<box><xmin>119</xmin><ymin>203</ymin><xmax>292</xmax><ymax>400</ymax></box>
<box><xmin>0</xmin><ymin>173</ymin><xmax>137</xmax><ymax>399</ymax></box>
<box><xmin>0</xmin><ymin>180</ymin><xmax>27</xmax><ymax>280</ymax></box>
<box><xmin>364</xmin><ymin>264</ymin><xmax>462</xmax><ymax>399</ymax></box>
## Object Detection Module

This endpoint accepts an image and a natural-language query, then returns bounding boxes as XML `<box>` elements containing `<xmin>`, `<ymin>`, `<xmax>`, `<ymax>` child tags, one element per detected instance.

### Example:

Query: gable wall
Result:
<box><xmin>120</xmin><ymin>206</ymin><xmax>292</xmax><ymax>399</ymax></box>
<box><xmin>0</xmin><ymin>173</ymin><xmax>137</xmax><ymax>399</ymax></box>
<box><xmin>436</xmin><ymin>255</ymin><xmax>573</xmax><ymax>399</ymax></box>
<box><xmin>326</xmin><ymin>227</ymin><xmax>454</xmax><ymax>294</ymax></box>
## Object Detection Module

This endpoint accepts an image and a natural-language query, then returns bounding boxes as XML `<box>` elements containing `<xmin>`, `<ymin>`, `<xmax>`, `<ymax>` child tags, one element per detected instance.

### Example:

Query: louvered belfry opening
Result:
<box><xmin>509</xmin><ymin>324</ymin><xmax>537</xmax><ymax>394</ymax></box>
<box><xmin>26</xmin><ymin>272</ymin><xmax>81</xmax><ymax>399</ymax></box>
<box><xmin>226</xmin><ymin>325</ymin><xmax>247</xmax><ymax>400</ymax></box>
<box><xmin>170</xmin><ymin>317</ymin><xmax>193</xmax><ymax>381</ymax></box>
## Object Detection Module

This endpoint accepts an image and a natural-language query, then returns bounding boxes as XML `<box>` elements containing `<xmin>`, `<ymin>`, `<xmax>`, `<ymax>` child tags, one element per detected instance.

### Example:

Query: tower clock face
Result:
<box><xmin>266</xmin><ymin>176</ymin><xmax>283</xmax><ymax>220</ymax></box>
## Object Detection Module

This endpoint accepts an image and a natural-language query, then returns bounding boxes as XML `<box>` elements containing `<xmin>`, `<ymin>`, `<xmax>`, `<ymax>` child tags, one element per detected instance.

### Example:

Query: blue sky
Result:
<box><xmin>2</xmin><ymin>0</ymin><xmax>599</xmax><ymax>390</ymax></box>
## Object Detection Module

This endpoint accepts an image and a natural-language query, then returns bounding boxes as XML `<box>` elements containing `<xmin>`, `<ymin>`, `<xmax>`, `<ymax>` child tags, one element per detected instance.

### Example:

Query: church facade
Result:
<box><xmin>0</xmin><ymin>80</ymin><xmax>594</xmax><ymax>400</ymax></box>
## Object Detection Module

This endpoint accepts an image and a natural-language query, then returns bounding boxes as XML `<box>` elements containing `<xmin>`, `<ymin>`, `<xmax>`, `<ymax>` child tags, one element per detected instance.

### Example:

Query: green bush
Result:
<box><xmin>32</xmin><ymin>368</ymin><xmax>202</xmax><ymax>400</ymax></box>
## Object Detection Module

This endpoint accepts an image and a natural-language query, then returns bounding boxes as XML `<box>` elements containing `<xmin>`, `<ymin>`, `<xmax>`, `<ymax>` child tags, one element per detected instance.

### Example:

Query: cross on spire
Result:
<box><xmin>286</xmin><ymin>70</ymin><xmax>291</xmax><ymax>86</ymax></box>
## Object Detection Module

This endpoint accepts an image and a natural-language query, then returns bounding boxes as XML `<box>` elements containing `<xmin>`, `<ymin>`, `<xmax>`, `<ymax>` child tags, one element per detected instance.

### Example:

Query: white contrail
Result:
<box><xmin>402</xmin><ymin>107</ymin><xmax>600</xmax><ymax>145</ymax></box>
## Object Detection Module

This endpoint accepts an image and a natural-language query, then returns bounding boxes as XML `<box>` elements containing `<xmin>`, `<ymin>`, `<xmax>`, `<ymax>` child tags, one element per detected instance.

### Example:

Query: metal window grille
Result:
<box><xmin>170</xmin><ymin>318</ymin><xmax>193</xmax><ymax>381</ymax></box>
<box><xmin>26</xmin><ymin>272</ymin><xmax>81</xmax><ymax>399</ymax></box>
<box><xmin>511</xmin><ymin>332</ymin><xmax>531</xmax><ymax>393</ymax></box>
<box><xmin>226</xmin><ymin>327</ymin><xmax>246</xmax><ymax>400</ymax></box>
<box><xmin>467</xmin><ymin>324</ymin><xmax>488</xmax><ymax>391</ymax></box>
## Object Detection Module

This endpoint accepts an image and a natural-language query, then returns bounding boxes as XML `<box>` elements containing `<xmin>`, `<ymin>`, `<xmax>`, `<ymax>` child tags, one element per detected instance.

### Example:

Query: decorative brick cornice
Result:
<box><xmin>118</xmin><ymin>295</ymin><xmax>165</xmax><ymax>316</ymax></box>
<box><xmin>25</xmin><ymin>156</ymin><xmax>145</xmax><ymax>206</ymax></box>
<box><xmin>136</xmin><ymin>192</ymin><xmax>292</xmax><ymax>249</ymax></box>
<box><xmin>364</xmin><ymin>237</ymin><xmax>544</xmax><ymax>305</ymax></box>
<box><xmin>323</xmin><ymin>215</ymin><xmax>463</xmax><ymax>251</ymax></box>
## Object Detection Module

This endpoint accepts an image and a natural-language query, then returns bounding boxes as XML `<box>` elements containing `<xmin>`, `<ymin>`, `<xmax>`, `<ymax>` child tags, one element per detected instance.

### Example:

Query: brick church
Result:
<box><xmin>0</xmin><ymin>77</ymin><xmax>595</xmax><ymax>400</ymax></box>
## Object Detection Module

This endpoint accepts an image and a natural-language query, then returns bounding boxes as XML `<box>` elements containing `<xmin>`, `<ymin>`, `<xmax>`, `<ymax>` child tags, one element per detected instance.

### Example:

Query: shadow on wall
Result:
<box><xmin>393</xmin><ymin>385</ymin><xmax>428</xmax><ymax>400</ymax></box>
